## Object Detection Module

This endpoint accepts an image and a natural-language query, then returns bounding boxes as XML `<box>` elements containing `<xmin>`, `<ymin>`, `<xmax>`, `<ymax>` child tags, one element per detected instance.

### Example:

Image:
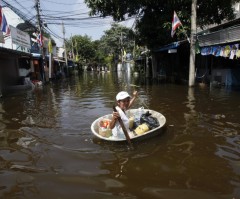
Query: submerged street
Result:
<box><xmin>1</xmin><ymin>71</ymin><xmax>240</xmax><ymax>199</ymax></box>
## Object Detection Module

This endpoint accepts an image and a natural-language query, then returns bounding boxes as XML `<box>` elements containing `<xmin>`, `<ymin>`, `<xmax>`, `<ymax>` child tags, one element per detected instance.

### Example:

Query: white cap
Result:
<box><xmin>116</xmin><ymin>91</ymin><xmax>131</xmax><ymax>101</ymax></box>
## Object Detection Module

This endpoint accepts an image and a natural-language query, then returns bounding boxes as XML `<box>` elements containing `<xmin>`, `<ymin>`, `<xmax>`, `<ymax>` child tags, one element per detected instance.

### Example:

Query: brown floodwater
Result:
<box><xmin>1</xmin><ymin>71</ymin><xmax>240</xmax><ymax>199</ymax></box>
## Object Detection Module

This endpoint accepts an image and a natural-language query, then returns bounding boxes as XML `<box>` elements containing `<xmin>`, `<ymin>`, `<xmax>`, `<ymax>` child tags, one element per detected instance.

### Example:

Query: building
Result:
<box><xmin>151</xmin><ymin>3</ymin><xmax>240</xmax><ymax>86</ymax></box>
<box><xmin>0</xmin><ymin>47</ymin><xmax>32</xmax><ymax>94</ymax></box>
<box><xmin>0</xmin><ymin>5</ymin><xmax>62</xmax><ymax>95</ymax></box>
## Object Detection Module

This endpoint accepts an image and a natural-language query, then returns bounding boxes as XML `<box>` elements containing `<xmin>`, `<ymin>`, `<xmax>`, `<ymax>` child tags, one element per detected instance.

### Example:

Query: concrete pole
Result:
<box><xmin>188</xmin><ymin>0</ymin><xmax>197</xmax><ymax>87</ymax></box>
<box><xmin>62</xmin><ymin>21</ymin><xmax>68</xmax><ymax>76</ymax></box>
<box><xmin>49</xmin><ymin>53</ymin><xmax>52</xmax><ymax>79</ymax></box>
<box><xmin>35</xmin><ymin>0</ymin><xmax>45</xmax><ymax>83</ymax></box>
<box><xmin>120</xmin><ymin>32</ymin><xmax>123</xmax><ymax>70</ymax></box>
<box><xmin>0</xmin><ymin>79</ymin><xmax>2</xmax><ymax>97</ymax></box>
<box><xmin>71</xmin><ymin>33</ymin><xmax>75</xmax><ymax>60</ymax></box>
<box><xmin>145</xmin><ymin>47</ymin><xmax>149</xmax><ymax>78</ymax></box>
<box><xmin>152</xmin><ymin>53</ymin><xmax>157</xmax><ymax>79</ymax></box>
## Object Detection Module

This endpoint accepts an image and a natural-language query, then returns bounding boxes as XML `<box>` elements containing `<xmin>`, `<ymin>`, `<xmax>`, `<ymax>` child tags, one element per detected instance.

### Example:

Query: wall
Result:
<box><xmin>0</xmin><ymin>56</ymin><xmax>18</xmax><ymax>86</ymax></box>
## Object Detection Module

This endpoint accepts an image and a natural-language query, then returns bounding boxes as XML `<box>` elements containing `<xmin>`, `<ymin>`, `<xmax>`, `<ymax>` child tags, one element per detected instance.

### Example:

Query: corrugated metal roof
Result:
<box><xmin>155</xmin><ymin>42</ymin><xmax>179</xmax><ymax>52</ymax></box>
<box><xmin>0</xmin><ymin>46</ymin><xmax>31</xmax><ymax>56</ymax></box>
<box><xmin>198</xmin><ymin>25</ymin><xmax>240</xmax><ymax>47</ymax></box>
<box><xmin>153</xmin><ymin>40</ymin><xmax>189</xmax><ymax>52</ymax></box>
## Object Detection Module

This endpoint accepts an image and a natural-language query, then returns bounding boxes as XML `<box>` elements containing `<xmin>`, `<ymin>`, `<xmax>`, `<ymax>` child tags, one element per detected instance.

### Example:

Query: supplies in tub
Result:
<box><xmin>125</xmin><ymin>110</ymin><xmax>137</xmax><ymax>130</ymax></box>
<box><xmin>133</xmin><ymin>123</ymin><xmax>149</xmax><ymax>135</ymax></box>
<box><xmin>134</xmin><ymin>107</ymin><xmax>145</xmax><ymax>121</ymax></box>
<box><xmin>98</xmin><ymin>119</ymin><xmax>112</xmax><ymax>137</ymax></box>
<box><xmin>129</xmin><ymin>116</ymin><xmax>134</xmax><ymax>129</ymax></box>
<box><xmin>132</xmin><ymin>107</ymin><xmax>145</xmax><ymax>129</ymax></box>
<box><xmin>132</xmin><ymin>111</ymin><xmax>160</xmax><ymax>135</ymax></box>
<box><xmin>140</xmin><ymin>111</ymin><xmax>160</xmax><ymax>129</ymax></box>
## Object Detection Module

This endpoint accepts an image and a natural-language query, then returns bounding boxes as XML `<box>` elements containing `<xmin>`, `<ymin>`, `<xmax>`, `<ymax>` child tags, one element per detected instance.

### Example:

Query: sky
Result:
<box><xmin>2</xmin><ymin>0</ymin><xmax>134</xmax><ymax>47</ymax></box>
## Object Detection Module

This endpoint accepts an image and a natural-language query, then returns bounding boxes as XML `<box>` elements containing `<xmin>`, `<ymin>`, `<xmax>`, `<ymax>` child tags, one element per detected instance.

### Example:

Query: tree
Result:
<box><xmin>99</xmin><ymin>23</ymin><xmax>135</xmax><ymax>56</ymax></box>
<box><xmin>97</xmin><ymin>23</ymin><xmax>135</xmax><ymax>67</ymax></box>
<box><xmin>85</xmin><ymin>0</ymin><xmax>240</xmax><ymax>49</ymax></box>
<box><xmin>66</xmin><ymin>35</ymin><xmax>95</xmax><ymax>63</ymax></box>
<box><xmin>92</xmin><ymin>40</ymin><xmax>105</xmax><ymax>64</ymax></box>
<box><xmin>65</xmin><ymin>23</ymin><xmax>134</xmax><ymax>70</ymax></box>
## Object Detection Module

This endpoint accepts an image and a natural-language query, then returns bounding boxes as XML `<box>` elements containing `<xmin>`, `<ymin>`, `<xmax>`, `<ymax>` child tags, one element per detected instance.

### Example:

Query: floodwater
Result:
<box><xmin>1</xmin><ymin>70</ymin><xmax>240</xmax><ymax>199</ymax></box>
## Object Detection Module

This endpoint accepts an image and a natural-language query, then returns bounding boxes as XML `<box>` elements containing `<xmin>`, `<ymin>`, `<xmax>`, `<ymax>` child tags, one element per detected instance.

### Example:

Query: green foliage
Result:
<box><xmin>99</xmin><ymin>23</ymin><xmax>135</xmax><ymax>56</ymax></box>
<box><xmin>197</xmin><ymin>0</ymin><xmax>238</xmax><ymax>26</ymax></box>
<box><xmin>93</xmin><ymin>40</ymin><xmax>105</xmax><ymax>63</ymax></box>
<box><xmin>85</xmin><ymin>0</ymin><xmax>240</xmax><ymax>49</ymax></box>
<box><xmin>66</xmin><ymin>35</ymin><xmax>96</xmax><ymax>63</ymax></box>
<box><xmin>66</xmin><ymin>24</ymin><xmax>134</xmax><ymax>66</ymax></box>
<box><xmin>104</xmin><ymin>55</ymin><xmax>113</xmax><ymax>68</ymax></box>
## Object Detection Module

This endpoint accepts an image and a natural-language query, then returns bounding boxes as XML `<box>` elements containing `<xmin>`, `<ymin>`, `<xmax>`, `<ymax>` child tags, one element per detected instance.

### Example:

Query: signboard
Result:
<box><xmin>10</xmin><ymin>25</ymin><xmax>31</xmax><ymax>49</ymax></box>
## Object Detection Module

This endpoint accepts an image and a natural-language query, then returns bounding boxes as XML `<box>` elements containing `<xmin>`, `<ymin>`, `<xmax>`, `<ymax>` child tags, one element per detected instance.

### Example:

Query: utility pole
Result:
<box><xmin>62</xmin><ymin>21</ymin><xmax>68</xmax><ymax>76</ymax></box>
<box><xmin>145</xmin><ymin>46</ymin><xmax>149</xmax><ymax>78</ymax></box>
<box><xmin>76</xmin><ymin>41</ymin><xmax>79</xmax><ymax>62</ymax></box>
<box><xmin>35</xmin><ymin>0</ymin><xmax>45</xmax><ymax>83</ymax></box>
<box><xmin>120</xmin><ymin>32</ymin><xmax>123</xmax><ymax>70</ymax></box>
<box><xmin>71</xmin><ymin>33</ymin><xmax>75</xmax><ymax>61</ymax></box>
<box><xmin>189</xmin><ymin>0</ymin><xmax>197</xmax><ymax>86</ymax></box>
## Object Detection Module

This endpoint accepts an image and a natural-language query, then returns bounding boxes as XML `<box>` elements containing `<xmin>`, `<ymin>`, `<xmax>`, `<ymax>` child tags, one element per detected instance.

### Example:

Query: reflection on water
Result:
<box><xmin>0</xmin><ymin>71</ymin><xmax>240</xmax><ymax>198</ymax></box>
<box><xmin>183</xmin><ymin>88</ymin><xmax>197</xmax><ymax>134</ymax></box>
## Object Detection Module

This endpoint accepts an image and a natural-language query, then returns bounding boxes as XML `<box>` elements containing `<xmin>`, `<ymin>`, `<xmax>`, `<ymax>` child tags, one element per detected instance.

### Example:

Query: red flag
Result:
<box><xmin>0</xmin><ymin>7</ymin><xmax>2</xmax><ymax>27</ymax></box>
<box><xmin>171</xmin><ymin>11</ymin><xmax>182</xmax><ymax>37</ymax></box>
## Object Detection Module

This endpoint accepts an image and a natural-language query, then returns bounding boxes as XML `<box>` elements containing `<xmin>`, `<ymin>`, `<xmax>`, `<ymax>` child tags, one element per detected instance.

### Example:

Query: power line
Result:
<box><xmin>41</xmin><ymin>16</ymin><xmax>111</xmax><ymax>21</ymax></box>
<box><xmin>44</xmin><ymin>26</ymin><xmax>63</xmax><ymax>40</ymax></box>
<box><xmin>1</xmin><ymin>0</ymin><xmax>37</xmax><ymax>31</ymax></box>
<box><xmin>42</xmin><ymin>0</ymin><xmax>84</xmax><ymax>5</ymax></box>
<box><xmin>2</xmin><ymin>0</ymin><xmax>134</xmax><ymax>45</ymax></box>
<box><xmin>40</xmin><ymin>0</ymin><xmax>66</xmax><ymax>45</ymax></box>
<box><xmin>40</xmin><ymin>13</ymin><xmax>96</xmax><ymax>18</ymax></box>
<box><xmin>41</xmin><ymin>10</ymin><xmax>89</xmax><ymax>15</ymax></box>
<box><xmin>11</xmin><ymin>0</ymin><xmax>35</xmax><ymax>19</ymax></box>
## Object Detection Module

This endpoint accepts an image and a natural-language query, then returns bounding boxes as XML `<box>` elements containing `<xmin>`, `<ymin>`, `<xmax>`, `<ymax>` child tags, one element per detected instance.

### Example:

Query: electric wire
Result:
<box><xmin>2</xmin><ymin>0</ymin><xmax>134</xmax><ymax>45</ymax></box>
<box><xmin>41</xmin><ymin>10</ymin><xmax>89</xmax><ymax>16</ymax></box>
<box><xmin>1</xmin><ymin>0</ymin><xmax>37</xmax><ymax>31</ymax></box>
<box><xmin>40</xmin><ymin>1</ymin><xmax>65</xmax><ymax>45</ymax></box>
<box><xmin>11</xmin><ymin>0</ymin><xmax>35</xmax><ymax>20</ymax></box>
<box><xmin>42</xmin><ymin>0</ymin><xmax>84</xmax><ymax>6</ymax></box>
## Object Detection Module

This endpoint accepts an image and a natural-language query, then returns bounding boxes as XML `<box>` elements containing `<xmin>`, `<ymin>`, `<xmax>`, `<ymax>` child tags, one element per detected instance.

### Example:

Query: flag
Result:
<box><xmin>123</xmin><ymin>49</ymin><xmax>126</xmax><ymax>57</ymax></box>
<box><xmin>171</xmin><ymin>11</ymin><xmax>182</xmax><ymax>37</ymax></box>
<box><xmin>0</xmin><ymin>6</ymin><xmax>10</xmax><ymax>34</ymax></box>
<box><xmin>37</xmin><ymin>32</ymin><xmax>43</xmax><ymax>47</ymax></box>
<box><xmin>76</xmin><ymin>54</ymin><xmax>79</xmax><ymax>62</ymax></box>
<box><xmin>48</xmin><ymin>38</ymin><xmax>52</xmax><ymax>53</ymax></box>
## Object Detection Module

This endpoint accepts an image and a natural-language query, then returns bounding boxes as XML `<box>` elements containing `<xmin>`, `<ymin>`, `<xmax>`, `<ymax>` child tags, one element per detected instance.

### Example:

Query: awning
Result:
<box><xmin>0</xmin><ymin>47</ymin><xmax>31</xmax><ymax>56</ymax></box>
<box><xmin>153</xmin><ymin>40</ymin><xmax>188</xmax><ymax>52</ymax></box>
